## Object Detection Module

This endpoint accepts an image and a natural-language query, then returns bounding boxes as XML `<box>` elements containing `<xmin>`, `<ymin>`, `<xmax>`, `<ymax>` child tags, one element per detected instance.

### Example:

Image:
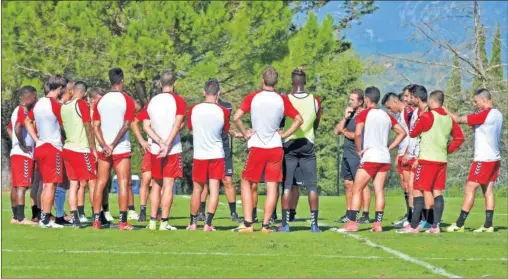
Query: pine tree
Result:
<box><xmin>445</xmin><ymin>55</ymin><xmax>462</xmax><ymax>112</ymax></box>
<box><xmin>472</xmin><ymin>25</ymin><xmax>489</xmax><ymax>93</ymax></box>
<box><xmin>488</xmin><ymin>23</ymin><xmax>506</xmax><ymax>93</ymax></box>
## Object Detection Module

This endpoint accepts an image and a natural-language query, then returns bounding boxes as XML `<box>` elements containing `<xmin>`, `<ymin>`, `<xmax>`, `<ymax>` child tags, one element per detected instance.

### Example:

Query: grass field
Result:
<box><xmin>1</xmin><ymin>193</ymin><xmax>507</xmax><ymax>278</ymax></box>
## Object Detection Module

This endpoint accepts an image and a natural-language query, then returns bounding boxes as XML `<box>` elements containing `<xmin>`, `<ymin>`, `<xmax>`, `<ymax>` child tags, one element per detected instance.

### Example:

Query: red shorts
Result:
<box><xmin>97</xmin><ymin>151</ymin><xmax>131</xmax><ymax>168</ymax></box>
<box><xmin>467</xmin><ymin>161</ymin><xmax>501</xmax><ymax>185</ymax></box>
<box><xmin>141</xmin><ymin>152</ymin><xmax>151</xmax><ymax>173</ymax></box>
<box><xmin>413</xmin><ymin>162</ymin><xmax>447</xmax><ymax>191</ymax></box>
<box><xmin>242</xmin><ymin>147</ymin><xmax>284</xmax><ymax>183</ymax></box>
<box><xmin>11</xmin><ymin>155</ymin><xmax>34</xmax><ymax>187</ymax></box>
<box><xmin>34</xmin><ymin>143</ymin><xmax>63</xmax><ymax>184</ymax></box>
<box><xmin>192</xmin><ymin>158</ymin><xmax>225</xmax><ymax>183</ymax></box>
<box><xmin>396</xmin><ymin>155</ymin><xmax>411</xmax><ymax>174</ymax></box>
<box><xmin>359</xmin><ymin>162</ymin><xmax>391</xmax><ymax>178</ymax></box>
<box><xmin>408</xmin><ymin>158</ymin><xmax>417</xmax><ymax>173</ymax></box>
<box><xmin>62</xmin><ymin>149</ymin><xmax>97</xmax><ymax>181</ymax></box>
<box><xmin>151</xmin><ymin>153</ymin><xmax>183</xmax><ymax>179</ymax></box>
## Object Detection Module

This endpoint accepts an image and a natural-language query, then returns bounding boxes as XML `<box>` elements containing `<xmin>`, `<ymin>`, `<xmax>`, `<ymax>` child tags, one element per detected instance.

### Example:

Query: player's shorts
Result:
<box><xmin>34</xmin><ymin>143</ymin><xmax>63</xmax><ymax>184</ymax></box>
<box><xmin>224</xmin><ymin>147</ymin><xmax>233</xmax><ymax>177</ymax></box>
<box><xmin>10</xmin><ymin>155</ymin><xmax>34</xmax><ymax>187</ymax></box>
<box><xmin>467</xmin><ymin>160</ymin><xmax>501</xmax><ymax>185</ymax></box>
<box><xmin>341</xmin><ymin>157</ymin><xmax>360</xmax><ymax>181</ymax></box>
<box><xmin>359</xmin><ymin>162</ymin><xmax>391</xmax><ymax>178</ymax></box>
<box><xmin>413</xmin><ymin>161</ymin><xmax>447</xmax><ymax>191</ymax></box>
<box><xmin>407</xmin><ymin>158</ymin><xmax>417</xmax><ymax>174</ymax></box>
<box><xmin>192</xmin><ymin>158</ymin><xmax>225</xmax><ymax>183</ymax></box>
<box><xmin>293</xmin><ymin>166</ymin><xmax>304</xmax><ymax>186</ymax></box>
<box><xmin>140</xmin><ymin>152</ymin><xmax>151</xmax><ymax>173</ymax></box>
<box><xmin>97</xmin><ymin>152</ymin><xmax>131</xmax><ymax>168</ymax></box>
<box><xmin>242</xmin><ymin>147</ymin><xmax>283</xmax><ymax>183</ymax></box>
<box><xmin>396</xmin><ymin>155</ymin><xmax>411</xmax><ymax>174</ymax></box>
<box><xmin>283</xmin><ymin>139</ymin><xmax>317</xmax><ymax>190</ymax></box>
<box><xmin>151</xmin><ymin>153</ymin><xmax>183</xmax><ymax>179</ymax></box>
<box><xmin>62</xmin><ymin>149</ymin><xmax>97</xmax><ymax>181</ymax></box>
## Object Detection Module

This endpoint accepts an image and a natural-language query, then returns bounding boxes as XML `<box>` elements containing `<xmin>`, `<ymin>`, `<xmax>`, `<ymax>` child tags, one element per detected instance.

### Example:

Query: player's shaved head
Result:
<box><xmin>204</xmin><ymin>78</ymin><xmax>220</xmax><ymax>95</ymax></box>
<box><xmin>475</xmin><ymin>88</ymin><xmax>491</xmax><ymax>100</ymax></box>
<box><xmin>73</xmin><ymin>81</ymin><xmax>87</xmax><ymax>93</ymax></box>
<box><xmin>381</xmin><ymin>92</ymin><xmax>399</xmax><ymax>106</ymax></box>
<box><xmin>291</xmin><ymin>68</ymin><xmax>306</xmax><ymax>86</ymax></box>
<box><xmin>365</xmin><ymin>86</ymin><xmax>381</xmax><ymax>104</ymax></box>
<box><xmin>429</xmin><ymin>90</ymin><xmax>445</xmax><ymax>106</ymax></box>
<box><xmin>160</xmin><ymin>71</ymin><xmax>176</xmax><ymax>87</ymax></box>
<box><xmin>262</xmin><ymin>66</ymin><xmax>278</xmax><ymax>87</ymax></box>
<box><xmin>109</xmin><ymin>68</ymin><xmax>124</xmax><ymax>85</ymax></box>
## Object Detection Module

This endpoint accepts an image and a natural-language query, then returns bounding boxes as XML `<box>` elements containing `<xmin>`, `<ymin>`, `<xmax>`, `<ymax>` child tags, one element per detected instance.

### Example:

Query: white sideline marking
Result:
<box><xmin>2</xmin><ymin>249</ymin><xmax>505</xmax><ymax>262</ymax></box>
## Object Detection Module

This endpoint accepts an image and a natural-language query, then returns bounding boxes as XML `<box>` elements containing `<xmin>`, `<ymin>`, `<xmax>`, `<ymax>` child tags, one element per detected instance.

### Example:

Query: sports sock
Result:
<box><xmin>411</xmin><ymin>197</ymin><xmax>424</xmax><ymax>229</ymax></box>
<box><xmin>140</xmin><ymin>205</ymin><xmax>146</xmax><ymax>212</ymax></box>
<box><xmin>362</xmin><ymin>211</ymin><xmax>369</xmax><ymax>219</ymax></box>
<box><xmin>12</xmin><ymin>206</ymin><xmax>17</xmax><ymax>220</ymax></box>
<box><xmin>102</xmin><ymin>203</ymin><xmax>109</xmax><ymax>212</ymax></box>
<box><xmin>128</xmin><ymin>205</ymin><xmax>135</xmax><ymax>211</ymax></box>
<box><xmin>289</xmin><ymin>209</ymin><xmax>296</xmax><ymax>220</ymax></box>
<box><xmin>252</xmin><ymin>207</ymin><xmax>257</xmax><ymax>219</ymax></box>
<box><xmin>150</xmin><ymin>216</ymin><xmax>157</xmax><ymax>221</ymax></box>
<box><xmin>228</xmin><ymin>202</ymin><xmax>236</xmax><ymax>215</ymax></box>
<box><xmin>427</xmin><ymin>208</ymin><xmax>435</xmax><ymax>224</ymax></box>
<box><xmin>455</xmin><ymin>210</ymin><xmax>469</xmax><ymax>227</ymax></box>
<box><xmin>422</xmin><ymin>209</ymin><xmax>429</xmax><ymax>222</ymax></box>
<box><xmin>93</xmin><ymin>213</ymin><xmax>100</xmax><ymax>223</ymax></box>
<box><xmin>262</xmin><ymin>223</ymin><xmax>270</xmax><ymax>229</ymax></box>
<box><xmin>161</xmin><ymin>217</ymin><xmax>168</xmax><ymax>222</ymax></box>
<box><xmin>432</xmin><ymin>196</ymin><xmax>444</xmax><ymax>227</ymax></box>
<box><xmin>404</xmin><ymin>192</ymin><xmax>410</xmax><ymax>212</ymax></box>
<box><xmin>120</xmin><ymin>211</ymin><xmax>127</xmax><ymax>223</ymax></box>
<box><xmin>16</xmin><ymin>205</ymin><xmax>25</xmax><ymax>222</ymax></box>
<box><xmin>347</xmin><ymin>210</ymin><xmax>359</xmax><ymax>222</ymax></box>
<box><xmin>407</xmin><ymin>207</ymin><xmax>413</xmax><ymax>223</ymax></box>
<box><xmin>484</xmin><ymin>210</ymin><xmax>494</xmax><ymax>228</ymax></box>
<box><xmin>310</xmin><ymin>210</ymin><xmax>318</xmax><ymax>226</ymax></box>
<box><xmin>199</xmin><ymin>202</ymin><xmax>206</xmax><ymax>213</ymax></box>
<box><xmin>190</xmin><ymin>214</ymin><xmax>197</xmax><ymax>225</ymax></box>
<box><xmin>243</xmin><ymin>220</ymin><xmax>253</xmax><ymax>228</ymax></box>
<box><xmin>77</xmin><ymin>206</ymin><xmax>85</xmax><ymax>216</ymax></box>
<box><xmin>70</xmin><ymin>210</ymin><xmax>79</xmax><ymax>224</ymax></box>
<box><xmin>206</xmin><ymin>212</ymin><xmax>215</xmax><ymax>226</ymax></box>
<box><xmin>374</xmin><ymin>211</ymin><xmax>383</xmax><ymax>223</ymax></box>
<box><xmin>31</xmin><ymin>205</ymin><xmax>38</xmax><ymax>219</ymax></box>
<box><xmin>281</xmin><ymin>209</ymin><xmax>289</xmax><ymax>226</ymax></box>
<box><xmin>41</xmin><ymin>211</ymin><xmax>50</xmax><ymax>225</ymax></box>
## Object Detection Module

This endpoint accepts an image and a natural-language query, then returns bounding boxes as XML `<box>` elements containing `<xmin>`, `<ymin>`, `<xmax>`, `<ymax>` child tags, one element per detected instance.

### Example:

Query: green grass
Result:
<box><xmin>2</xmin><ymin>193</ymin><xmax>507</xmax><ymax>278</ymax></box>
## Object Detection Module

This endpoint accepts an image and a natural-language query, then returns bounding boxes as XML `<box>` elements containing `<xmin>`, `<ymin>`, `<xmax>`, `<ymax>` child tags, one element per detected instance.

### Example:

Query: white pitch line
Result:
<box><xmin>2</xmin><ymin>249</ymin><xmax>505</xmax><ymax>262</ymax></box>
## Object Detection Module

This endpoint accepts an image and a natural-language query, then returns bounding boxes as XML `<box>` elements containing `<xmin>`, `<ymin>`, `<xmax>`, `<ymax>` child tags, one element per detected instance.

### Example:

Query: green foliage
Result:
<box><xmin>488</xmin><ymin>23</ymin><xmax>506</xmax><ymax>94</ymax></box>
<box><xmin>444</xmin><ymin>55</ymin><xmax>462</xmax><ymax>112</ymax></box>
<box><xmin>472</xmin><ymin>25</ymin><xmax>489</xmax><ymax>93</ymax></box>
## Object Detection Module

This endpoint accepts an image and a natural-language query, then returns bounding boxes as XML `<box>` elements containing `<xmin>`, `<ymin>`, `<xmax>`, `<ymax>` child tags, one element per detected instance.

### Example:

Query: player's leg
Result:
<box><xmin>205</xmin><ymin>178</ymin><xmax>220</xmax><ymax>231</ymax></box>
<box><xmin>338</xmin><ymin>167</ymin><xmax>371</xmax><ymax>232</ymax></box>
<box><xmin>82</xmin><ymin>179</ymin><xmax>95</xmax><ymax>222</ymax></box>
<box><xmin>138</xmin><ymin>170</ymin><xmax>151</xmax><ymax>222</ymax></box>
<box><xmin>112</xmin><ymin>157</ymin><xmax>131</xmax><ymax>229</ymax></box>
<box><xmin>159</xmin><ymin>177</ymin><xmax>176</xmax><ymax>230</ymax></box>
<box><xmin>148</xmin><ymin>179</ymin><xmax>162</xmax><ymax>230</ymax></box>
<box><xmin>280</xmin><ymin>151</ymin><xmax>298</xmax><ymax>232</ymax></box>
<box><xmin>370</xmin><ymin>169</ymin><xmax>388</xmax><ymax>232</ymax></box>
<box><xmin>338</xmin><ymin>157</ymin><xmax>354</xmax><ymax>223</ymax></box>
<box><xmin>92</xmin><ymin>158</ymin><xmax>111</xmax><ymax>229</ymax></box>
<box><xmin>477</xmin><ymin>181</ymin><xmax>495</xmax><ymax>232</ymax></box>
<box><xmin>223</xmin><ymin>175</ymin><xmax>239</xmax><ymax>221</ymax></box>
<box><xmin>39</xmin><ymin>144</ymin><xmax>64</xmax><ymax>227</ymax></box>
<box><xmin>14</xmin><ymin>186</ymin><xmax>30</xmax><ymax>224</ymax></box>
<box><xmin>126</xmin><ymin>175</ymin><xmax>138</xmax><ymax>220</ymax></box>
<box><xmin>188</xmin><ymin>180</ymin><xmax>204</xmax><ymax>230</ymax></box>
<box><xmin>300</xmin><ymin>151</ymin><xmax>319</xmax><ymax>232</ymax></box>
<box><xmin>427</xmin><ymin>164</ymin><xmax>446</xmax><ymax>233</ymax></box>
<box><xmin>10</xmin><ymin>155</ymin><xmax>33</xmax><ymax>224</ymax></box>
<box><xmin>289</xmin><ymin>186</ymin><xmax>299</xmax><ymax>220</ymax></box>
<box><xmin>77</xmin><ymin>180</ymin><xmax>87</xmax><ymax>220</ymax></box>
<box><xmin>10</xmin><ymin>182</ymin><xmax>18</xmax><ymax>224</ymax></box>
<box><xmin>30</xmin><ymin>168</ymin><xmax>42</xmax><ymax>222</ymax></box>
<box><xmin>358</xmin><ymin>185</ymin><xmax>371</xmax><ymax>224</ymax></box>
<box><xmin>263</xmin><ymin>148</ymin><xmax>283</xmax><ymax>232</ymax></box>
<box><xmin>252</xmin><ymin>182</ymin><xmax>259</xmax><ymax>222</ymax></box>
<box><xmin>198</xmin><ymin>183</ymin><xmax>208</xmax><ymax>221</ymax></box>
<box><xmin>102</xmin><ymin>174</ymin><xmax>114</xmax><ymax>221</ymax></box>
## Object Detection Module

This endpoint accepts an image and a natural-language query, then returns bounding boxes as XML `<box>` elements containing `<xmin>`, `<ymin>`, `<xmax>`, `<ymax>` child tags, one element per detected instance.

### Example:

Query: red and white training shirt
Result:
<box><xmin>356</xmin><ymin>107</ymin><xmax>398</xmax><ymax>164</ymax></box>
<box><xmin>407</xmin><ymin>107</ymin><xmax>420</xmax><ymax>158</ymax></box>
<box><xmin>93</xmin><ymin>91</ymin><xmax>135</xmax><ymax>155</ymax></box>
<box><xmin>187</xmin><ymin>102</ymin><xmax>230</xmax><ymax>159</ymax></box>
<box><xmin>239</xmin><ymin>90</ymin><xmax>299</xmax><ymax>149</ymax></box>
<box><xmin>397</xmin><ymin>105</ymin><xmax>414</xmax><ymax>155</ymax></box>
<box><xmin>136</xmin><ymin>92</ymin><xmax>186</xmax><ymax>156</ymax></box>
<box><xmin>10</xmin><ymin>105</ymin><xmax>35</xmax><ymax>158</ymax></box>
<box><xmin>466</xmin><ymin>108</ymin><xmax>503</xmax><ymax>162</ymax></box>
<box><xmin>27</xmin><ymin>97</ymin><xmax>63</xmax><ymax>150</ymax></box>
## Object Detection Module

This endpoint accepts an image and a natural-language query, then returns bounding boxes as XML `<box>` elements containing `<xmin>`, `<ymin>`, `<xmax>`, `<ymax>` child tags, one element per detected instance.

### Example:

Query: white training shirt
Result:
<box><xmin>10</xmin><ymin>106</ymin><xmax>35</xmax><ymax>158</ymax></box>
<box><xmin>397</xmin><ymin>105</ymin><xmax>413</xmax><ymax>155</ymax></box>
<box><xmin>239</xmin><ymin>90</ymin><xmax>299</xmax><ymax>149</ymax></box>
<box><xmin>188</xmin><ymin>102</ymin><xmax>230</xmax><ymax>160</ymax></box>
<box><xmin>93</xmin><ymin>91</ymin><xmax>135</xmax><ymax>155</ymax></box>
<box><xmin>356</xmin><ymin>107</ymin><xmax>398</xmax><ymax>164</ymax></box>
<box><xmin>407</xmin><ymin>107</ymin><xmax>420</xmax><ymax>158</ymax></box>
<box><xmin>28</xmin><ymin>97</ymin><xmax>63</xmax><ymax>150</ymax></box>
<box><xmin>467</xmin><ymin>108</ymin><xmax>503</xmax><ymax>161</ymax></box>
<box><xmin>136</xmin><ymin>92</ymin><xmax>186</xmax><ymax>156</ymax></box>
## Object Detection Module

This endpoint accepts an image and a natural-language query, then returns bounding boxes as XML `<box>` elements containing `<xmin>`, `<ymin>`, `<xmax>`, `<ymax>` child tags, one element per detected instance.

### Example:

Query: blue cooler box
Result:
<box><xmin>112</xmin><ymin>175</ymin><xmax>140</xmax><ymax>194</ymax></box>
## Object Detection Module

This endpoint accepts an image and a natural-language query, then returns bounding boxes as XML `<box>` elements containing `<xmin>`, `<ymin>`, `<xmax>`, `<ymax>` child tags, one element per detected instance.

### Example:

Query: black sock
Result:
<box><xmin>484</xmin><ymin>210</ymin><xmax>494</xmax><ymax>228</ymax></box>
<box><xmin>140</xmin><ymin>205</ymin><xmax>146</xmax><ymax>212</ymax></box>
<box><xmin>347</xmin><ymin>210</ymin><xmax>359</xmax><ymax>222</ymax></box>
<box><xmin>289</xmin><ymin>209</ymin><xmax>296</xmax><ymax>219</ymax></box>
<box><xmin>281</xmin><ymin>209</ymin><xmax>289</xmax><ymax>226</ymax></box>
<box><xmin>120</xmin><ymin>211</ymin><xmax>127</xmax><ymax>223</ymax></box>
<box><xmin>432</xmin><ymin>196</ymin><xmax>444</xmax><ymax>227</ymax></box>
<box><xmin>31</xmin><ymin>205</ymin><xmax>38</xmax><ymax>219</ymax></box>
<box><xmin>374</xmin><ymin>211</ymin><xmax>383</xmax><ymax>223</ymax></box>
<box><xmin>404</xmin><ymin>192</ymin><xmax>410</xmax><ymax>212</ymax></box>
<box><xmin>70</xmin><ymin>210</ymin><xmax>80</xmax><ymax>224</ymax></box>
<box><xmin>102</xmin><ymin>203</ymin><xmax>109</xmax><ymax>212</ymax></box>
<box><xmin>427</xmin><ymin>208</ymin><xmax>435</xmax><ymax>225</ymax></box>
<box><xmin>407</xmin><ymin>206</ymin><xmax>413</xmax><ymax>223</ymax></box>
<box><xmin>41</xmin><ymin>211</ymin><xmax>50</xmax><ymax>225</ymax></box>
<box><xmin>16</xmin><ymin>205</ymin><xmax>25</xmax><ymax>222</ymax></box>
<box><xmin>455</xmin><ymin>210</ymin><xmax>469</xmax><ymax>227</ymax></box>
<box><xmin>157</xmin><ymin>207</ymin><xmax>162</xmax><ymax>216</ymax></box>
<box><xmin>161</xmin><ymin>217</ymin><xmax>168</xmax><ymax>222</ymax></box>
<box><xmin>262</xmin><ymin>223</ymin><xmax>270</xmax><ymax>229</ymax></box>
<box><xmin>199</xmin><ymin>202</ymin><xmax>206</xmax><ymax>213</ymax></box>
<box><xmin>411</xmin><ymin>197</ymin><xmax>424</xmax><ymax>229</ymax></box>
<box><xmin>77</xmin><ymin>206</ymin><xmax>85</xmax><ymax>216</ymax></box>
<box><xmin>12</xmin><ymin>206</ymin><xmax>17</xmax><ymax>220</ymax></box>
<box><xmin>128</xmin><ymin>205</ymin><xmax>135</xmax><ymax>211</ymax></box>
<box><xmin>190</xmin><ymin>214</ymin><xmax>197</xmax><ymax>225</ymax></box>
<box><xmin>243</xmin><ymin>220</ymin><xmax>252</xmax><ymax>228</ymax></box>
<box><xmin>310</xmin><ymin>210</ymin><xmax>318</xmax><ymax>226</ymax></box>
<box><xmin>422</xmin><ymin>209</ymin><xmax>429</xmax><ymax>222</ymax></box>
<box><xmin>93</xmin><ymin>213</ymin><xmax>100</xmax><ymax>222</ymax></box>
<box><xmin>150</xmin><ymin>216</ymin><xmax>157</xmax><ymax>221</ymax></box>
<box><xmin>206</xmin><ymin>212</ymin><xmax>215</xmax><ymax>226</ymax></box>
<box><xmin>362</xmin><ymin>211</ymin><xmax>369</xmax><ymax>219</ymax></box>
<box><xmin>228</xmin><ymin>202</ymin><xmax>236</xmax><ymax>214</ymax></box>
<box><xmin>252</xmin><ymin>207</ymin><xmax>257</xmax><ymax>219</ymax></box>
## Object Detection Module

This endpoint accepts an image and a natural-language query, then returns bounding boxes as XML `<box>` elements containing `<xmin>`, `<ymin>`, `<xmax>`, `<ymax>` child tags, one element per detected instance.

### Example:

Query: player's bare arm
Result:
<box><xmin>110</xmin><ymin>120</ymin><xmax>132</xmax><ymax>150</ymax></box>
<box><xmin>142</xmin><ymin>119</ymin><xmax>162</xmax><ymax>145</ymax></box>
<box><xmin>335</xmin><ymin>119</ymin><xmax>346</xmax><ymax>135</ymax></box>
<box><xmin>93</xmin><ymin>119</ymin><xmax>109</xmax><ymax>155</ymax></box>
<box><xmin>24</xmin><ymin>117</ymin><xmax>39</xmax><ymax>144</ymax></box>
<box><xmin>160</xmin><ymin>115</ymin><xmax>185</xmax><ymax>157</ymax></box>
<box><xmin>83</xmin><ymin>121</ymin><xmax>97</xmax><ymax>160</ymax></box>
<box><xmin>442</xmin><ymin>107</ymin><xmax>467</xmax><ymax>124</ymax></box>
<box><xmin>7</xmin><ymin>126</ymin><xmax>12</xmax><ymax>139</ymax></box>
<box><xmin>388</xmin><ymin>123</ymin><xmax>407</xmax><ymax>151</ymax></box>
<box><xmin>342</xmin><ymin>128</ymin><xmax>355</xmax><ymax>140</ymax></box>
<box><xmin>233</xmin><ymin>109</ymin><xmax>254</xmax><ymax>140</ymax></box>
<box><xmin>131</xmin><ymin>117</ymin><xmax>149</xmax><ymax>150</ymax></box>
<box><xmin>354</xmin><ymin>121</ymin><xmax>364</xmax><ymax>157</ymax></box>
<box><xmin>279</xmin><ymin>114</ymin><xmax>303</xmax><ymax>139</ymax></box>
<box><xmin>14</xmin><ymin>122</ymin><xmax>32</xmax><ymax>153</ymax></box>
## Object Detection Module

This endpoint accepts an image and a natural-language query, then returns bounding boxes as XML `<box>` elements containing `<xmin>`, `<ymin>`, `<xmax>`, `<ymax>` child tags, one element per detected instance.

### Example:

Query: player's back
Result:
<box><xmin>95</xmin><ymin>91</ymin><xmax>133</xmax><ymax>153</ymax></box>
<box><xmin>419</xmin><ymin>110</ymin><xmax>452</xmax><ymax>162</ymax></box>
<box><xmin>246</xmin><ymin>90</ymin><xmax>285</xmax><ymax>148</ymax></box>
<box><xmin>10</xmin><ymin>105</ymin><xmax>35</xmax><ymax>157</ymax></box>
<box><xmin>190</xmin><ymin>102</ymin><xmax>228</xmax><ymax>160</ymax></box>
<box><xmin>31</xmin><ymin>97</ymin><xmax>62</xmax><ymax>148</ymax></box>
<box><xmin>397</xmin><ymin>106</ymin><xmax>413</xmax><ymax>155</ymax></box>
<box><xmin>145</xmin><ymin>93</ymin><xmax>183</xmax><ymax>155</ymax></box>
<box><xmin>361</xmin><ymin>108</ymin><xmax>394</xmax><ymax>163</ymax></box>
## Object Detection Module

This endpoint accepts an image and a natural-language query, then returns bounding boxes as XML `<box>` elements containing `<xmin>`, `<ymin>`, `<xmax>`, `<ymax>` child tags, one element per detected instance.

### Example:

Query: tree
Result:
<box><xmin>472</xmin><ymin>24</ymin><xmax>488</xmax><ymax>94</ymax></box>
<box><xmin>488</xmin><ymin>23</ymin><xmax>506</xmax><ymax>93</ymax></box>
<box><xmin>445</xmin><ymin>55</ymin><xmax>462</xmax><ymax>112</ymax></box>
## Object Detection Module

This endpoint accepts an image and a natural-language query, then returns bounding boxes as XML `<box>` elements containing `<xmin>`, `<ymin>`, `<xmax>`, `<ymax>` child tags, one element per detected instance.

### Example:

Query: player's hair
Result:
<box><xmin>403</xmin><ymin>84</ymin><xmax>416</xmax><ymax>93</ymax></box>
<box><xmin>109</xmin><ymin>68</ymin><xmax>124</xmax><ymax>85</ymax></box>
<box><xmin>262</xmin><ymin>66</ymin><xmax>278</xmax><ymax>87</ymax></box>
<box><xmin>291</xmin><ymin>68</ymin><xmax>306</xmax><ymax>86</ymax></box>
<box><xmin>160</xmin><ymin>71</ymin><xmax>176</xmax><ymax>87</ymax></box>
<box><xmin>350</xmin><ymin>88</ymin><xmax>364</xmax><ymax>103</ymax></box>
<box><xmin>474</xmin><ymin>88</ymin><xmax>491</xmax><ymax>100</ymax></box>
<box><xmin>19</xmin><ymin>85</ymin><xmax>37</xmax><ymax>96</ymax></box>
<box><xmin>47</xmin><ymin>75</ymin><xmax>68</xmax><ymax>92</ymax></box>
<box><xmin>73</xmin><ymin>81</ymin><xmax>87</xmax><ymax>93</ymax></box>
<box><xmin>43</xmin><ymin>80</ymin><xmax>50</xmax><ymax>95</ymax></box>
<box><xmin>409</xmin><ymin>84</ymin><xmax>427</xmax><ymax>102</ymax></box>
<box><xmin>429</xmin><ymin>90</ymin><xmax>445</xmax><ymax>106</ymax></box>
<box><xmin>204</xmin><ymin>78</ymin><xmax>220</xmax><ymax>95</ymax></box>
<box><xmin>365</xmin><ymin>86</ymin><xmax>381</xmax><ymax>104</ymax></box>
<box><xmin>89</xmin><ymin>87</ymin><xmax>105</xmax><ymax>98</ymax></box>
<box><xmin>398</xmin><ymin>92</ymin><xmax>405</xmax><ymax>102</ymax></box>
<box><xmin>381</xmin><ymin>92</ymin><xmax>398</xmax><ymax>106</ymax></box>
